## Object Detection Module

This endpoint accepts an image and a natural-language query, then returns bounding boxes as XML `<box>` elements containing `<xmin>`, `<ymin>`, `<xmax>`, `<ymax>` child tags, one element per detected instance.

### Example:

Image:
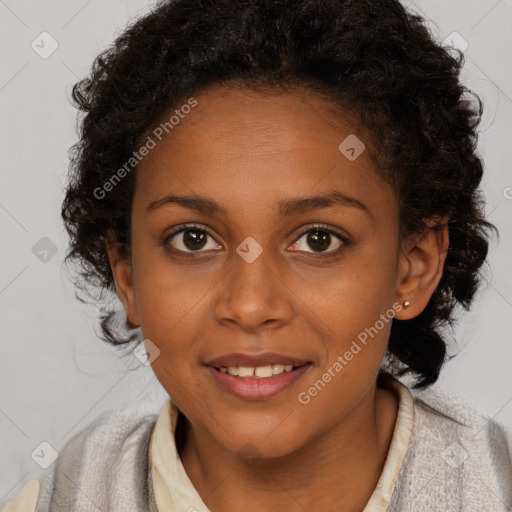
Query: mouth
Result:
<box><xmin>204</xmin><ymin>356</ymin><xmax>312</xmax><ymax>400</ymax></box>
<box><xmin>208</xmin><ymin>363</ymin><xmax>307</xmax><ymax>379</ymax></box>
<box><xmin>205</xmin><ymin>351</ymin><xmax>309</xmax><ymax>370</ymax></box>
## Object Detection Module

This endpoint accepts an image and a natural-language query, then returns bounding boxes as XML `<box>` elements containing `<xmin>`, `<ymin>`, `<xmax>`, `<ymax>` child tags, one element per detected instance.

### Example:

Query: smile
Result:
<box><xmin>206</xmin><ymin>363</ymin><xmax>311</xmax><ymax>400</ymax></box>
<box><xmin>215</xmin><ymin>364</ymin><xmax>298</xmax><ymax>378</ymax></box>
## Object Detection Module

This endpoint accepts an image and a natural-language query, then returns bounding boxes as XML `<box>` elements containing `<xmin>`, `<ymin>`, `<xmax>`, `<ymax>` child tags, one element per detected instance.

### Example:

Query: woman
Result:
<box><xmin>3</xmin><ymin>0</ymin><xmax>511</xmax><ymax>510</ymax></box>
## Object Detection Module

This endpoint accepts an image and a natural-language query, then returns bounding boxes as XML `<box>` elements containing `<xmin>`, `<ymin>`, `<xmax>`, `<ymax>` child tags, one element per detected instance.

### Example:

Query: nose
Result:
<box><xmin>213</xmin><ymin>243</ymin><xmax>294</xmax><ymax>333</ymax></box>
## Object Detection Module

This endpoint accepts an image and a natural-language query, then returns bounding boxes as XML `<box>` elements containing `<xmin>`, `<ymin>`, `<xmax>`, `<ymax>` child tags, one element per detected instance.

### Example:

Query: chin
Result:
<box><xmin>212</xmin><ymin>421</ymin><xmax>308</xmax><ymax>461</ymax></box>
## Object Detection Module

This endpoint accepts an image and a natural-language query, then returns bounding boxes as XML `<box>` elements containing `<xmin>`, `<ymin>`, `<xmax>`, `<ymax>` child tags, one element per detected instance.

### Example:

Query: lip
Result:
<box><xmin>206</xmin><ymin>363</ymin><xmax>311</xmax><ymax>400</ymax></box>
<box><xmin>205</xmin><ymin>351</ymin><xmax>309</xmax><ymax>368</ymax></box>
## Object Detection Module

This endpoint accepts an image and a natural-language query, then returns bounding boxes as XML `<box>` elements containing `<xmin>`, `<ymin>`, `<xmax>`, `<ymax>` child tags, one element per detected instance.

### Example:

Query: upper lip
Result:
<box><xmin>205</xmin><ymin>352</ymin><xmax>310</xmax><ymax>368</ymax></box>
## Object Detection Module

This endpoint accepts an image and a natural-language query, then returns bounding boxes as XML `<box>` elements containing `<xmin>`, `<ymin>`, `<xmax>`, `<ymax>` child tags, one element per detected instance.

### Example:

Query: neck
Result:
<box><xmin>178</xmin><ymin>381</ymin><xmax>399</xmax><ymax>512</ymax></box>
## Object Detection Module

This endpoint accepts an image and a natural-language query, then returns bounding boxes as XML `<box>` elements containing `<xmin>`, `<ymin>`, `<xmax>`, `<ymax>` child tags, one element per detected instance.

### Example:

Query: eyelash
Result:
<box><xmin>163</xmin><ymin>223</ymin><xmax>351</xmax><ymax>259</ymax></box>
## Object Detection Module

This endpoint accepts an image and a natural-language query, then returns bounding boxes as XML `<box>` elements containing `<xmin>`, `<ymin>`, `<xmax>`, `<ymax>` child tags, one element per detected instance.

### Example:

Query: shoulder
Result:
<box><xmin>44</xmin><ymin>399</ymin><xmax>159</xmax><ymax>480</ymax></box>
<box><xmin>0</xmin><ymin>479</ymin><xmax>40</xmax><ymax>512</ymax></box>
<box><xmin>389</xmin><ymin>383</ymin><xmax>512</xmax><ymax>511</ymax></box>
<box><xmin>1</xmin><ymin>401</ymin><xmax>160</xmax><ymax>512</ymax></box>
<box><xmin>410</xmin><ymin>384</ymin><xmax>512</xmax><ymax>464</ymax></box>
<box><xmin>60</xmin><ymin>399</ymin><xmax>160</xmax><ymax>455</ymax></box>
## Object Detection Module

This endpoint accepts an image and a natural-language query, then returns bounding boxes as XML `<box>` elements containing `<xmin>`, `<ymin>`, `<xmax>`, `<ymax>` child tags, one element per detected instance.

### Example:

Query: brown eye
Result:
<box><xmin>165</xmin><ymin>225</ymin><xmax>220</xmax><ymax>253</ymax></box>
<box><xmin>289</xmin><ymin>225</ymin><xmax>349</xmax><ymax>255</ymax></box>
<box><xmin>306</xmin><ymin>230</ymin><xmax>332</xmax><ymax>252</ymax></box>
<box><xmin>181</xmin><ymin>229</ymin><xmax>208</xmax><ymax>251</ymax></box>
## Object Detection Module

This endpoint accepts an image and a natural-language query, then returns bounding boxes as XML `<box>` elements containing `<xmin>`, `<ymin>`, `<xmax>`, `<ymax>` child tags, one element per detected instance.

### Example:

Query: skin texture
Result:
<box><xmin>106</xmin><ymin>84</ymin><xmax>449</xmax><ymax>511</ymax></box>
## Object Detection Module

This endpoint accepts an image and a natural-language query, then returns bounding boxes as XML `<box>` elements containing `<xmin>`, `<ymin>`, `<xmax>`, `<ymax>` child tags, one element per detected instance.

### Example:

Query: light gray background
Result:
<box><xmin>1</xmin><ymin>0</ymin><xmax>511</xmax><ymax>502</ymax></box>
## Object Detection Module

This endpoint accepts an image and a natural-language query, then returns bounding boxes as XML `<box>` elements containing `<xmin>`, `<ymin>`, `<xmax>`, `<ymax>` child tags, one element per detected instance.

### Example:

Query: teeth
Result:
<box><xmin>255</xmin><ymin>365</ymin><xmax>273</xmax><ymax>378</ymax></box>
<box><xmin>237</xmin><ymin>366</ymin><xmax>255</xmax><ymax>377</ymax></box>
<box><xmin>272</xmin><ymin>364</ymin><xmax>285</xmax><ymax>375</ymax></box>
<box><xmin>217</xmin><ymin>364</ymin><xmax>299</xmax><ymax>378</ymax></box>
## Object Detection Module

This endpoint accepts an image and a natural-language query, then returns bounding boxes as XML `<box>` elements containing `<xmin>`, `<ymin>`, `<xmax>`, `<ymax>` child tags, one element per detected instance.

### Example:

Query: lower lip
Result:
<box><xmin>206</xmin><ymin>364</ymin><xmax>311</xmax><ymax>400</ymax></box>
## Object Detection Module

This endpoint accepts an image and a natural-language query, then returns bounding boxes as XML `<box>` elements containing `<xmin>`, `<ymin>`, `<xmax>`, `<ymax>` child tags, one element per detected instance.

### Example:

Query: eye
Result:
<box><xmin>164</xmin><ymin>224</ymin><xmax>220</xmax><ymax>254</ymax></box>
<box><xmin>164</xmin><ymin>222</ymin><xmax>350</xmax><ymax>258</ymax></box>
<box><xmin>289</xmin><ymin>224</ymin><xmax>349</xmax><ymax>255</ymax></box>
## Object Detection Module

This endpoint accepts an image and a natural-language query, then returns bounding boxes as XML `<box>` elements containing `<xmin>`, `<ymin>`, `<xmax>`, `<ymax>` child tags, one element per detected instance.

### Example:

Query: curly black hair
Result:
<box><xmin>61</xmin><ymin>0</ymin><xmax>496</xmax><ymax>388</ymax></box>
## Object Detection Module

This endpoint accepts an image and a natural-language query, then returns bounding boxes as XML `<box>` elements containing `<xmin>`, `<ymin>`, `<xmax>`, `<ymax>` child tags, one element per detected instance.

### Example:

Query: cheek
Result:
<box><xmin>294</xmin><ymin>247</ymin><xmax>397</xmax><ymax>327</ymax></box>
<box><xmin>295</xmin><ymin>246</ymin><xmax>397</xmax><ymax>372</ymax></box>
<box><xmin>132</xmin><ymin>240</ymin><xmax>215</xmax><ymax>336</ymax></box>
<box><xmin>296</xmin><ymin>289</ymin><xmax>395</xmax><ymax>417</ymax></box>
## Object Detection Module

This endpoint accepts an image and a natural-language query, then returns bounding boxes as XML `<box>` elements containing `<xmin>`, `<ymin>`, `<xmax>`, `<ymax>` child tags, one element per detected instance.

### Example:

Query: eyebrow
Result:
<box><xmin>145</xmin><ymin>189</ymin><xmax>370</xmax><ymax>218</ymax></box>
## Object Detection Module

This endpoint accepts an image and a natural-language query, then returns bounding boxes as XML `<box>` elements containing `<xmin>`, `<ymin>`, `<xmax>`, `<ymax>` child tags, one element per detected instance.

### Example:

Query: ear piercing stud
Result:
<box><xmin>403</xmin><ymin>300</ymin><xmax>411</xmax><ymax>308</ymax></box>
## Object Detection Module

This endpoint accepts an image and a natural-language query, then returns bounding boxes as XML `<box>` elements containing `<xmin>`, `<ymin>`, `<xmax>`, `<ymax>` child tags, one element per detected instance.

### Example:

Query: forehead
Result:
<box><xmin>133</xmin><ymin>84</ymin><xmax>395</xmax><ymax>220</ymax></box>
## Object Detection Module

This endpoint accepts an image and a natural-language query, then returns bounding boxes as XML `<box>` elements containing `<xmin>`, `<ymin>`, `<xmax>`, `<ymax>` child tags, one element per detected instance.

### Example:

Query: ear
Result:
<box><xmin>394</xmin><ymin>218</ymin><xmax>449</xmax><ymax>320</ymax></box>
<box><xmin>105</xmin><ymin>231</ymin><xmax>140</xmax><ymax>328</ymax></box>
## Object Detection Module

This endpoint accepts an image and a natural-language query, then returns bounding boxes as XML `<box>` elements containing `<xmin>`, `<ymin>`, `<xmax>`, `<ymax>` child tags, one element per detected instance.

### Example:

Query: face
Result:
<box><xmin>107</xmin><ymin>84</ymin><xmax>443</xmax><ymax>459</ymax></box>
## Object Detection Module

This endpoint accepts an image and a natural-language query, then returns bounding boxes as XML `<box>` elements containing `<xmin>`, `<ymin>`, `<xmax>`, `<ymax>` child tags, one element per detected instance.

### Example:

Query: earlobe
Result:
<box><xmin>105</xmin><ymin>235</ymin><xmax>140</xmax><ymax>328</ymax></box>
<box><xmin>394</xmin><ymin>221</ymin><xmax>449</xmax><ymax>320</ymax></box>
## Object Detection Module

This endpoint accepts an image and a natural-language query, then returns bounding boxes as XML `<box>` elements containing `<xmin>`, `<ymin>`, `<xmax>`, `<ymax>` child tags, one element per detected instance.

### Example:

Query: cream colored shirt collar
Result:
<box><xmin>150</xmin><ymin>378</ymin><xmax>414</xmax><ymax>512</ymax></box>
